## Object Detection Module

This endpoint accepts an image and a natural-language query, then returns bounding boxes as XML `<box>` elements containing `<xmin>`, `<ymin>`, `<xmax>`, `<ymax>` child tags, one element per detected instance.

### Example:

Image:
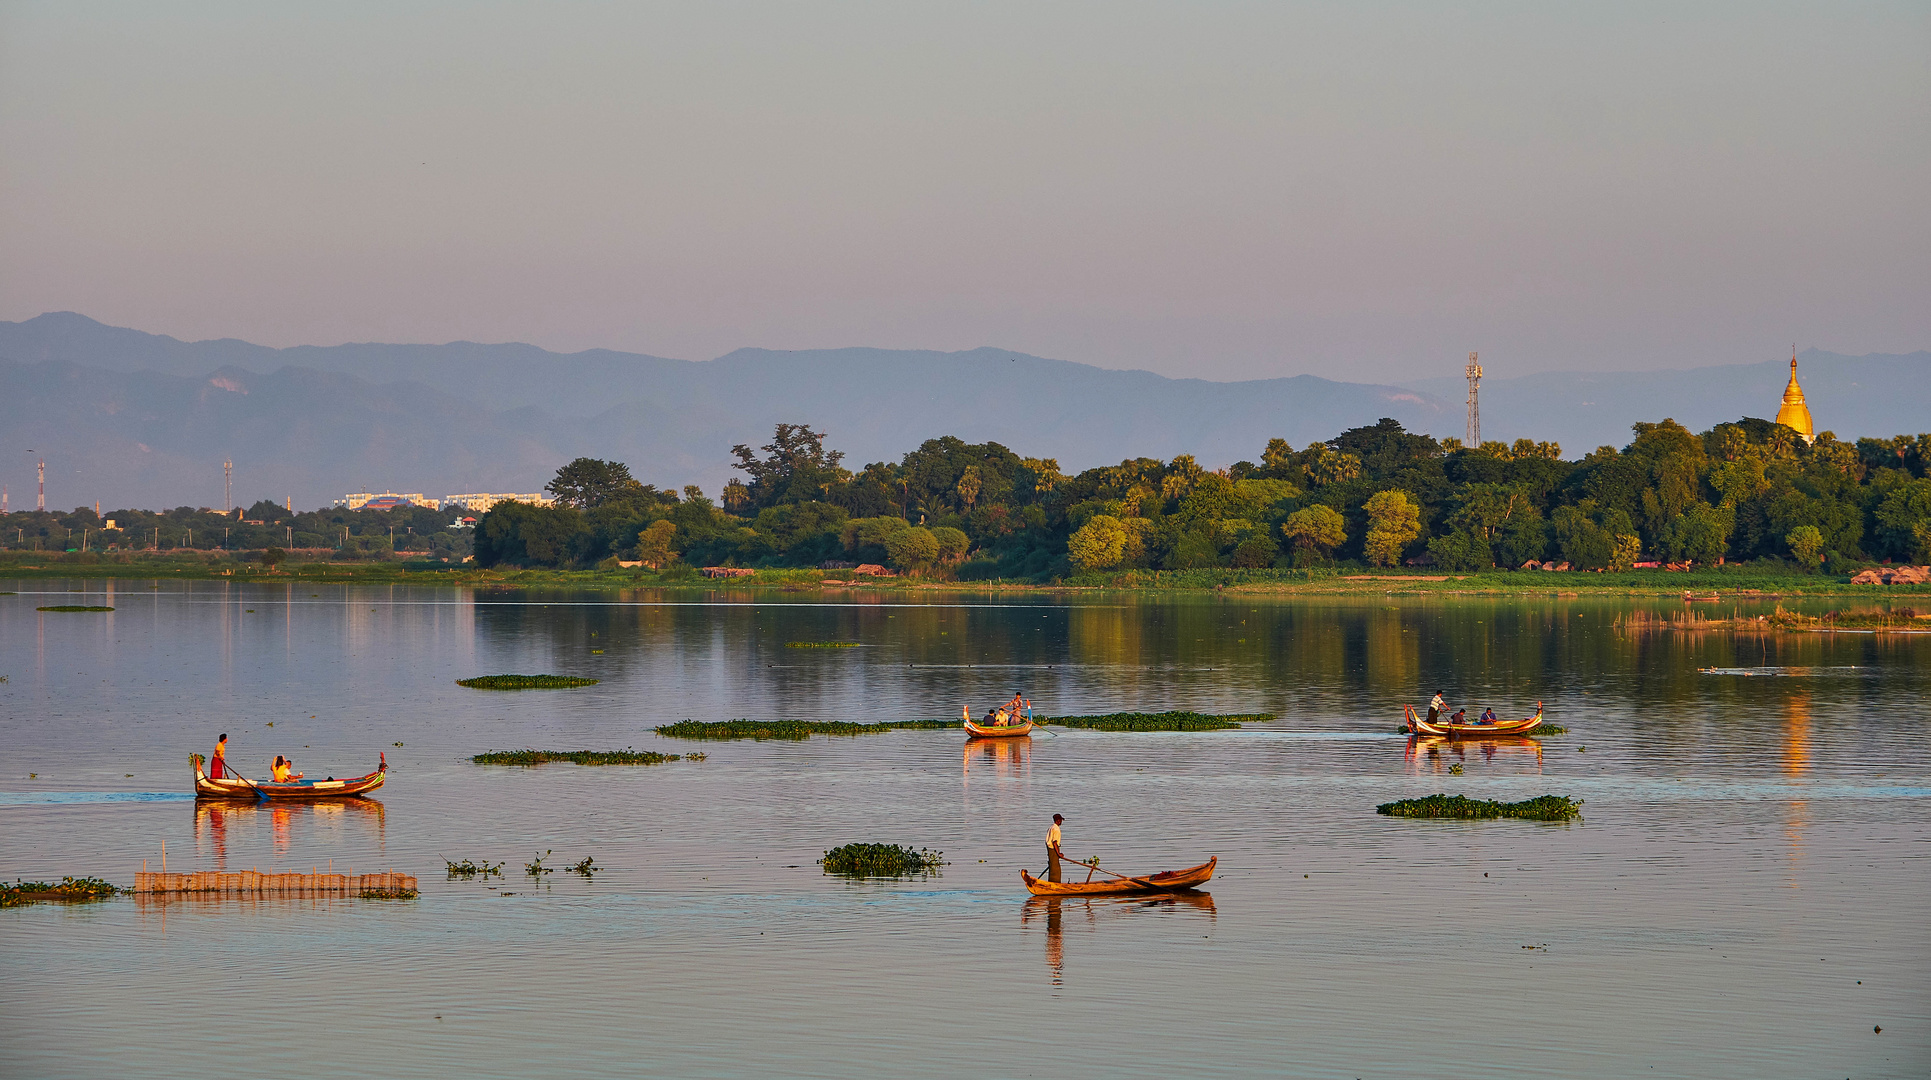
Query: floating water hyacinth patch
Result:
<box><xmin>785</xmin><ymin>641</ymin><xmax>861</xmax><ymax>648</ymax></box>
<box><xmin>471</xmin><ymin>749</ymin><xmax>681</xmax><ymax>766</ymax></box>
<box><xmin>36</xmin><ymin>605</ymin><xmax>114</xmax><ymax>612</ymax></box>
<box><xmin>1375</xmin><ymin>794</ymin><xmax>1582</xmax><ymax>821</ymax></box>
<box><xmin>1043</xmin><ymin>711</ymin><xmax>1268</xmax><ymax>731</ymax></box>
<box><xmin>444</xmin><ymin>858</ymin><xmax>504</xmax><ymax>878</ymax></box>
<box><xmin>2</xmin><ymin>876</ymin><xmax>119</xmax><ymax>907</ymax></box>
<box><xmin>359</xmin><ymin>887</ymin><xmax>418</xmax><ymax>899</ymax></box>
<box><xmin>455</xmin><ymin>675</ymin><xmax>599</xmax><ymax>690</ymax></box>
<box><xmin>820</xmin><ymin>843</ymin><xmax>946</xmax><ymax>878</ymax></box>
<box><xmin>655</xmin><ymin>719</ymin><xmax>957</xmax><ymax>740</ymax></box>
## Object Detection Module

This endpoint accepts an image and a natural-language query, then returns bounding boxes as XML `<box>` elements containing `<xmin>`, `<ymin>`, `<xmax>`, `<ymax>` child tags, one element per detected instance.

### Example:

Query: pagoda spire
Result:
<box><xmin>1775</xmin><ymin>347</ymin><xmax>1814</xmax><ymax>443</ymax></box>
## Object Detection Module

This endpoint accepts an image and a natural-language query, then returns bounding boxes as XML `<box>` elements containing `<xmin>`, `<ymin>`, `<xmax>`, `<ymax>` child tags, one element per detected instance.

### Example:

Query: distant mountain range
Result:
<box><xmin>0</xmin><ymin>312</ymin><xmax>1924</xmax><ymax>512</ymax></box>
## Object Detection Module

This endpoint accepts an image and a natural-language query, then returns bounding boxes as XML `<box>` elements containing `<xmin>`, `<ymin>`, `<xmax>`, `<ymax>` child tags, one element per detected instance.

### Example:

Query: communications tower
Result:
<box><xmin>37</xmin><ymin>459</ymin><xmax>45</xmax><ymax>511</ymax></box>
<box><xmin>224</xmin><ymin>459</ymin><xmax>233</xmax><ymax>513</ymax></box>
<box><xmin>1464</xmin><ymin>353</ymin><xmax>1482</xmax><ymax>445</ymax></box>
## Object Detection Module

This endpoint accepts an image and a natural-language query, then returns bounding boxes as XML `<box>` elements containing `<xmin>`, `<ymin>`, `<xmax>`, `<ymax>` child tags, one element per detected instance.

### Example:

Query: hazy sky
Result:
<box><xmin>2</xmin><ymin>2</ymin><xmax>1926</xmax><ymax>383</ymax></box>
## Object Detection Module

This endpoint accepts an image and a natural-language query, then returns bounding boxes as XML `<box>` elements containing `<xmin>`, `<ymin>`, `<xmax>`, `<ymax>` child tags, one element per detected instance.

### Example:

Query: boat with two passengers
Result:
<box><xmin>1022</xmin><ymin>857</ymin><xmax>1216</xmax><ymax>896</ymax></box>
<box><xmin>192</xmin><ymin>752</ymin><xmax>387</xmax><ymax>800</ymax></box>
<box><xmin>1404</xmin><ymin>702</ymin><xmax>1544</xmax><ymax>737</ymax></box>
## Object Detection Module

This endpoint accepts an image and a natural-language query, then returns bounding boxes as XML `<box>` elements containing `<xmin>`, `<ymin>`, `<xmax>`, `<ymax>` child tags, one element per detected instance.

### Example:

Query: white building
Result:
<box><xmin>440</xmin><ymin>492</ymin><xmax>556</xmax><ymax>512</ymax></box>
<box><xmin>336</xmin><ymin>492</ymin><xmax>440</xmax><ymax>510</ymax></box>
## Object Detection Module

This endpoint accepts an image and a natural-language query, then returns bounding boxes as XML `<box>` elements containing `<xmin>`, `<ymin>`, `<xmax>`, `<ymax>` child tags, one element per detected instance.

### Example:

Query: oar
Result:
<box><xmin>1058</xmin><ymin>855</ymin><xmax>1181</xmax><ymax>893</ymax></box>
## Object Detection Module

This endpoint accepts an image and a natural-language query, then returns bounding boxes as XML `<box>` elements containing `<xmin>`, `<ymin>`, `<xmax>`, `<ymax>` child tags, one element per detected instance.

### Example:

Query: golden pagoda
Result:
<box><xmin>1775</xmin><ymin>349</ymin><xmax>1814</xmax><ymax>443</ymax></box>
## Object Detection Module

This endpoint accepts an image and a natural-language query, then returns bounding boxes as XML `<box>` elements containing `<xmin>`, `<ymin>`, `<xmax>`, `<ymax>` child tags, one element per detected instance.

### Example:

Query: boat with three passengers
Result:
<box><xmin>1404</xmin><ymin>702</ymin><xmax>1544</xmax><ymax>737</ymax></box>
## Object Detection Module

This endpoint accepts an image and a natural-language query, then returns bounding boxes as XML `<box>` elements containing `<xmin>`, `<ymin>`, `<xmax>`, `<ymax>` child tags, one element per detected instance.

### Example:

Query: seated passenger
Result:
<box><xmin>1479</xmin><ymin>708</ymin><xmax>1497</xmax><ymax>724</ymax></box>
<box><xmin>1451</xmin><ymin>708</ymin><xmax>1467</xmax><ymax>724</ymax></box>
<box><xmin>270</xmin><ymin>755</ymin><xmax>303</xmax><ymax>782</ymax></box>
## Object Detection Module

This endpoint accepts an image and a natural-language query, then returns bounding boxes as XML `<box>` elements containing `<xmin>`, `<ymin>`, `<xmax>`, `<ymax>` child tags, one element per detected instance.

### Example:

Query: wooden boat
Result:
<box><xmin>192</xmin><ymin>752</ymin><xmax>387</xmax><ymax>800</ymax></box>
<box><xmin>1404</xmin><ymin>702</ymin><xmax>1543</xmax><ymax>737</ymax></box>
<box><xmin>1022</xmin><ymin>856</ymin><xmax>1216</xmax><ymax>896</ymax></box>
<box><xmin>963</xmin><ymin>703</ymin><xmax>1035</xmax><ymax>738</ymax></box>
<box><xmin>964</xmin><ymin>716</ymin><xmax>1035</xmax><ymax>738</ymax></box>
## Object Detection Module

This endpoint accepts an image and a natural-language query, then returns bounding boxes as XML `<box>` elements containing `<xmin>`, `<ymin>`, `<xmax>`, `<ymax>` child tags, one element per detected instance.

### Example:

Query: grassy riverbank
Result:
<box><xmin>3</xmin><ymin>552</ymin><xmax>1928</xmax><ymax>598</ymax></box>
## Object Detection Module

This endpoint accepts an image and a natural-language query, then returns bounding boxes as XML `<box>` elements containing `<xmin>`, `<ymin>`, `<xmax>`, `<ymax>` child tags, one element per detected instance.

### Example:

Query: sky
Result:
<box><xmin>1</xmin><ymin>1</ymin><xmax>1927</xmax><ymax>384</ymax></box>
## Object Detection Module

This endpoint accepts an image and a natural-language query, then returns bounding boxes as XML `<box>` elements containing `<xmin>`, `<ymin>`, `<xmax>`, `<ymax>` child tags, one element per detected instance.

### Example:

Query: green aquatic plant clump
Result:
<box><xmin>471</xmin><ymin>749</ymin><xmax>680</xmax><ymax>766</ymax></box>
<box><xmin>784</xmin><ymin>641</ymin><xmax>862</xmax><ymax>648</ymax></box>
<box><xmin>359</xmin><ymin>887</ymin><xmax>419</xmax><ymax>899</ymax></box>
<box><xmin>1376</xmin><ymin>794</ymin><xmax>1583</xmax><ymax>821</ymax></box>
<box><xmin>456</xmin><ymin>674</ymin><xmax>599</xmax><ymax>690</ymax></box>
<box><xmin>820</xmin><ymin>843</ymin><xmax>946</xmax><ymax>877</ymax></box>
<box><xmin>655</xmin><ymin>718</ymin><xmax>959</xmax><ymax>740</ymax></box>
<box><xmin>1043</xmin><ymin>711</ymin><xmax>1269</xmax><ymax>731</ymax></box>
<box><xmin>443</xmin><ymin>858</ymin><xmax>504</xmax><ymax>878</ymax></box>
<box><xmin>36</xmin><ymin>605</ymin><xmax>115</xmax><ymax>612</ymax></box>
<box><xmin>2</xmin><ymin>876</ymin><xmax>120</xmax><ymax>907</ymax></box>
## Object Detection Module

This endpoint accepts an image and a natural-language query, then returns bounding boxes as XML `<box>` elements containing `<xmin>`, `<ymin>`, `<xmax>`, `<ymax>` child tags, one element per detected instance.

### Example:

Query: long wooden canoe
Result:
<box><xmin>1022</xmin><ymin>857</ymin><xmax>1216</xmax><ymax>896</ymax></box>
<box><xmin>1405</xmin><ymin>703</ymin><xmax>1543</xmax><ymax>737</ymax></box>
<box><xmin>964</xmin><ymin>717</ymin><xmax>1035</xmax><ymax>738</ymax></box>
<box><xmin>192</xmin><ymin>752</ymin><xmax>386</xmax><ymax>800</ymax></box>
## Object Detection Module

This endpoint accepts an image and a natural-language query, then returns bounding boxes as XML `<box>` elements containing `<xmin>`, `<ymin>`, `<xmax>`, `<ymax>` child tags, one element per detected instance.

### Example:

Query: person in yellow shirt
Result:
<box><xmin>1046</xmin><ymin>814</ymin><xmax>1065</xmax><ymax>883</ymax></box>
<box><xmin>270</xmin><ymin>755</ymin><xmax>303</xmax><ymax>782</ymax></box>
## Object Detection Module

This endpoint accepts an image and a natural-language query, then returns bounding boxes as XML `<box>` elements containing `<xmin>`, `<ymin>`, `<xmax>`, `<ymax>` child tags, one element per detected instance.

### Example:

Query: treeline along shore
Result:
<box><xmin>4</xmin><ymin>416</ymin><xmax>1931</xmax><ymax>595</ymax></box>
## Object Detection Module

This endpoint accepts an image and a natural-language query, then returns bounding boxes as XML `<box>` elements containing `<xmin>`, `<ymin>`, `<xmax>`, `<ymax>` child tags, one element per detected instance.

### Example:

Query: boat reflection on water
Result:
<box><xmin>1022</xmin><ymin>892</ymin><xmax>1216</xmax><ymax>987</ymax></box>
<box><xmin>1404</xmin><ymin>734</ymin><xmax>1543</xmax><ymax>774</ymax></box>
<box><xmin>962</xmin><ymin>734</ymin><xmax>1030</xmax><ymax>780</ymax></box>
<box><xmin>194</xmin><ymin>797</ymin><xmax>387</xmax><ymax>867</ymax></box>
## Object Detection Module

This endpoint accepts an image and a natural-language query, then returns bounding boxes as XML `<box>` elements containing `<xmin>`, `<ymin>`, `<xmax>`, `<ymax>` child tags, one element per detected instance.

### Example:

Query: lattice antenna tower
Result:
<box><xmin>1464</xmin><ymin>353</ymin><xmax>1483</xmax><ymax>445</ymax></box>
<box><xmin>224</xmin><ymin>459</ymin><xmax>233</xmax><ymax>513</ymax></box>
<box><xmin>37</xmin><ymin>459</ymin><xmax>46</xmax><ymax>511</ymax></box>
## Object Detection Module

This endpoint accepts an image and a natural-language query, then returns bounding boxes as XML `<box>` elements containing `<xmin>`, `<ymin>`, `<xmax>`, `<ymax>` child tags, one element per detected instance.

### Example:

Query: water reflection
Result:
<box><xmin>193</xmin><ymin>798</ymin><xmax>386</xmax><ymax>868</ymax></box>
<box><xmin>962</xmin><ymin>735</ymin><xmax>1031</xmax><ymax>780</ymax></box>
<box><xmin>1783</xmin><ymin>691</ymin><xmax>1810</xmax><ymax>885</ymax></box>
<box><xmin>1404</xmin><ymin>734</ymin><xmax>1544</xmax><ymax>774</ymax></box>
<box><xmin>1021</xmin><ymin>893</ymin><xmax>1217</xmax><ymax>988</ymax></box>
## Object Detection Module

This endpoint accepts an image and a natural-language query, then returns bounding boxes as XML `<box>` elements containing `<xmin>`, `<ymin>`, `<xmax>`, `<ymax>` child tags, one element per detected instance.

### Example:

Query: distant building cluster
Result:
<box><xmin>334</xmin><ymin>491</ymin><xmax>554</xmax><ymax>512</ymax></box>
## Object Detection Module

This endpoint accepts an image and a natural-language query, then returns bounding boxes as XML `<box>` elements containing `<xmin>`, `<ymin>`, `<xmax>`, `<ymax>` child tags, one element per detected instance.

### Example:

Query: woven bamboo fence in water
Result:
<box><xmin>132</xmin><ymin>870</ymin><xmax>416</xmax><ymax>895</ymax></box>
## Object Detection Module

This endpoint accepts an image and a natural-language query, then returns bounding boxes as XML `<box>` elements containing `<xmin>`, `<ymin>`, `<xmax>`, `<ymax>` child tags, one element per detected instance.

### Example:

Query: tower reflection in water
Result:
<box><xmin>1783</xmin><ymin>690</ymin><xmax>1810</xmax><ymax>885</ymax></box>
<box><xmin>194</xmin><ymin>798</ymin><xmax>387</xmax><ymax>868</ymax></box>
<box><xmin>1021</xmin><ymin>893</ymin><xmax>1217</xmax><ymax>988</ymax></box>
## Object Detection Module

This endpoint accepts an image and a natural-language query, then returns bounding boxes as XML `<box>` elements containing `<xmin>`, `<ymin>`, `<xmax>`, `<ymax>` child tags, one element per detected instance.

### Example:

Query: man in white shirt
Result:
<box><xmin>1046</xmin><ymin>814</ymin><xmax>1065</xmax><ymax>883</ymax></box>
<box><xmin>1427</xmin><ymin>691</ymin><xmax>1447</xmax><ymax>725</ymax></box>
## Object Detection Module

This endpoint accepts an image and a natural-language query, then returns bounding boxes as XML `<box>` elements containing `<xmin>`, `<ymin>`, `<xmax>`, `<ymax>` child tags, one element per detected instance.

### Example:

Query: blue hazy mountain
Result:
<box><xmin>1</xmin><ymin>312</ymin><xmax>1923</xmax><ymax>511</ymax></box>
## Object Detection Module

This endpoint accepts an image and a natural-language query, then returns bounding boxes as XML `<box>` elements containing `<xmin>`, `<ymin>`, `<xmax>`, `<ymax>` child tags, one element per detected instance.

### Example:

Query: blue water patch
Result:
<box><xmin>0</xmin><ymin>791</ymin><xmax>195</xmax><ymax>806</ymax></box>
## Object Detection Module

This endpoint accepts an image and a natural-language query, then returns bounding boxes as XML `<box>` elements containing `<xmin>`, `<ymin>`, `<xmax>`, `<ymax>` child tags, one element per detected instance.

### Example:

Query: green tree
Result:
<box><xmin>730</xmin><ymin>423</ymin><xmax>850</xmax><ymax>509</ymax></box>
<box><xmin>1230</xmin><ymin>534</ymin><xmax>1279</xmax><ymax>568</ymax></box>
<box><xmin>1362</xmin><ymin>489</ymin><xmax>1422</xmax><ymax>567</ymax></box>
<box><xmin>633</xmin><ymin>519</ymin><xmax>678</xmax><ymax>568</ymax></box>
<box><xmin>1873</xmin><ymin>477</ymin><xmax>1931</xmax><ymax>562</ymax></box>
<box><xmin>1280</xmin><ymin>505</ymin><xmax>1347</xmax><ymax>566</ymax></box>
<box><xmin>546</xmin><ymin>458</ymin><xmax>644</xmax><ymax>509</ymax></box>
<box><xmin>1785</xmin><ymin>524</ymin><xmax>1825</xmax><ymax>569</ymax></box>
<box><xmin>931</xmin><ymin>526</ymin><xmax>970</xmax><ymax>562</ymax></box>
<box><xmin>1067</xmin><ymin>515</ymin><xmax>1128</xmax><ymax>570</ymax></box>
<box><xmin>260</xmin><ymin>547</ymin><xmax>287</xmax><ymax>572</ymax></box>
<box><xmin>885</xmin><ymin>526</ymin><xmax>941</xmax><ymax>572</ymax></box>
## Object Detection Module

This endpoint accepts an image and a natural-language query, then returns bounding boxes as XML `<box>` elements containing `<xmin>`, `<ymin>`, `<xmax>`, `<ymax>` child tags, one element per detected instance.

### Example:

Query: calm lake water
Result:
<box><xmin>2</xmin><ymin>580</ymin><xmax>1927</xmax><ymax>1079</ymax></box>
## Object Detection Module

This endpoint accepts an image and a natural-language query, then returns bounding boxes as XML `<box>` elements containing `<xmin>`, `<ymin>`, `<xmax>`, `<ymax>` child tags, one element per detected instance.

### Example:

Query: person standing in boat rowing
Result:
<box><xmin>1046</xmin><ymin>814</ymin><xmax>1065</xmax><ymax>883</ymax></box>
<box><xmin>209</xmin><ymin>733</ymin><xmax>229</xmax><ymax>780</ymax></box>
<box><xmin>1427</xmin><ymin>691</ymin><xmax>1447</xmax><ymax>726</ymax></box>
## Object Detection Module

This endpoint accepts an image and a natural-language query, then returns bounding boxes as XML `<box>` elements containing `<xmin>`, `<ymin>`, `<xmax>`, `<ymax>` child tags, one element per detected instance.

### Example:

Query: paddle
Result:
<box><xmin>1052</xmin><ymin>854</ymin><xmax>1183</xmax><ymax>893</ymax></box>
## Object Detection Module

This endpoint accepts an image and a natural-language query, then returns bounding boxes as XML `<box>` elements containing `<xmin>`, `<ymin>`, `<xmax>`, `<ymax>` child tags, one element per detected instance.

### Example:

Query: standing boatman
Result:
<box><xmin>210</xmin><ymin>733</ymin><xmax>229</xmax><ymax>780</ymax></box>
<box><xmin>1427</xmin><ymin>690</ymin><xmax>1447</xmax><ymax>726</ymax></box>
<box><xmin>1046</xmin><ymin>814</ymin><xmax>1065</xmax><ymax>883</ymax></box>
